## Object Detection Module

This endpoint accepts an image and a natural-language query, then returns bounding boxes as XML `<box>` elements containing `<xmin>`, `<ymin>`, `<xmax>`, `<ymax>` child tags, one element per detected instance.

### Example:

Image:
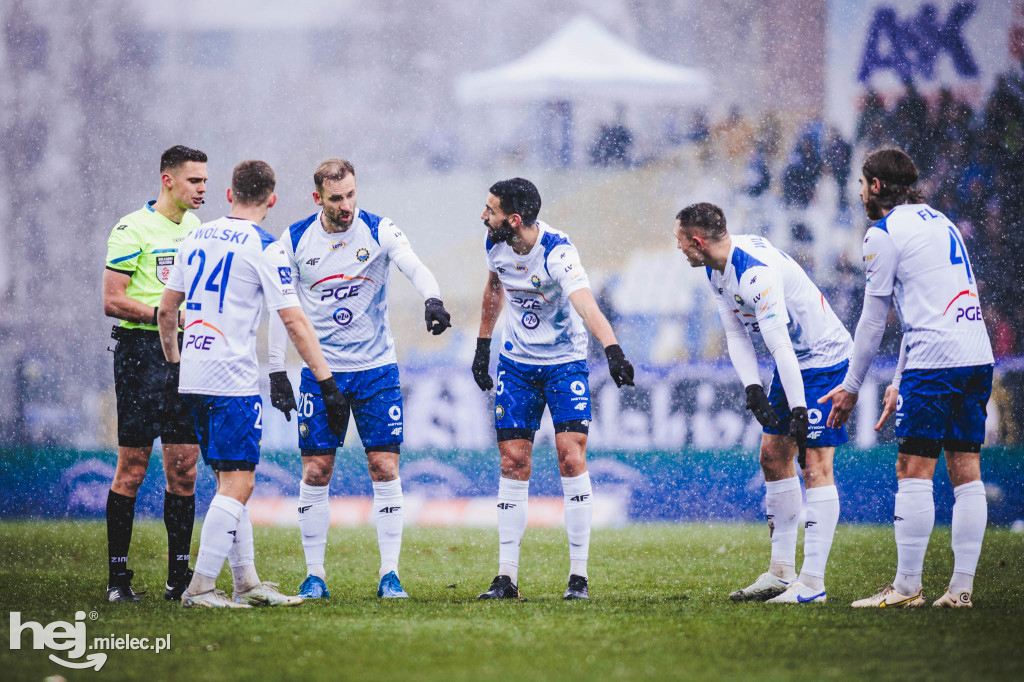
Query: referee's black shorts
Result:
<box><xmin>112</xmin><ymin>327</ymin><xmax>198</xmax><ymax>448</ymax></box>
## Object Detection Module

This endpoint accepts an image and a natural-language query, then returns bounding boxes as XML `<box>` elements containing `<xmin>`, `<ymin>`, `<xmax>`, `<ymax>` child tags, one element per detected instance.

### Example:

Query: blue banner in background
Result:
<box><xmin>1</xmin><ymin>447</ymin><xmax>1021</xmax><ymax>525</ymax></box>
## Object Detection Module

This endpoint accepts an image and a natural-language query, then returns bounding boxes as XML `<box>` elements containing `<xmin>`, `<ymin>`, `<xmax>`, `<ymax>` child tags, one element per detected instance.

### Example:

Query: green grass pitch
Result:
<box><xmin>2</xmin><ymin>521</ymin><xmax>1023</xmax><ymax>681</ymax></box>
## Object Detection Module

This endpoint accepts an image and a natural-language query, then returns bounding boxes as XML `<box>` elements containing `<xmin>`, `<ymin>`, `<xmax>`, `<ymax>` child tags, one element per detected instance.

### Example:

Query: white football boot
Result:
<box><xmin>766</xmin><ymin>580</ymin><xmax>826</xmax><ymax>604</ymax></box>
<box><xmin>851</xmin><ymin>584</ymin><xmax>925</xmax><ymax>608</ymax></box>
<box><xmin>729</xmin><ymin>572</ymin><xmax>790</xmax><ymax>602</ymax></box>
<box><xmin>233</xmin><ymin>581</ymin><xmax>304</xmax><ymax>607</ymax></box>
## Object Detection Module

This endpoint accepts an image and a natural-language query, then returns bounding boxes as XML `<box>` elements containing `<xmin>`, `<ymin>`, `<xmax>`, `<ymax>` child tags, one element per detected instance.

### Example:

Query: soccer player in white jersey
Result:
<box><xmin>675</xmin><ymin>203</ymin><xmax>854</xmax><ymax>604</ymax></box>
<box><xmin>821</xmin><ymin>148</ymin><xmax>994</xmax><ymax>608</ymax></box>
<box><xmin>157</xmin><ymin>160</ymin><xmax>349</xmax><ymax>608</ymax></box>
<box><xmin>266</xmin><ymin>158</ymin><xmax>451</xmax><ymax>600</ymax></box>
<box><xmin>472</xmin><ymin>178</ymin><xmax>635</xmax><ymax>601</ymax></box>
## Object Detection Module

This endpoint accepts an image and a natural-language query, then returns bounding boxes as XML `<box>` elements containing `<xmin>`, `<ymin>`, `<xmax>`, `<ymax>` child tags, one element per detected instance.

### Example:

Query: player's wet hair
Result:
<box><xmin>862</xmin><ymin>147</ymin><xmax>925</xmax><ymax>208</ymax></box>
<box><xmin>489</xmin><ymin>178</ymin><xmax>542</xmax><ymax>225</ymax></box>
<box><xmin>160</xmin><ymin>145</ymin><xmax>207</xmax><ymax>172</ymax></box>
<box><xmin>314</xmin><ymin>158</ymin><xmax>356</xmax><ymax>192</ymax></box>
<box><xmin>676</xmin><ymin>203</ymin><xmax>727</xmax><ymax>240</ymax></box>
<box><xmin>231</xmin><ymin>160</ymin><xmax>276</xmax><ymax>205</ymax></box>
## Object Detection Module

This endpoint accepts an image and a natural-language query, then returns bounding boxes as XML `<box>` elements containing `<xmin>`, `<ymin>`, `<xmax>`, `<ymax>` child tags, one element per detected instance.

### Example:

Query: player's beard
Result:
<box><xmin>487</xmin><ymin>219</ymin><xmax>516</xmax><ymax>246</ymax></box>
<box><xmin>863</xmin><ymin>191</ymin><xmax>886</xmax><ymax>221</ymax></box>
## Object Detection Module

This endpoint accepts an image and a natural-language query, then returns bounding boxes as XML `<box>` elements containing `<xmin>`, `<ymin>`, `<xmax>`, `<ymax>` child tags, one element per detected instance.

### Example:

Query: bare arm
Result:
<box><xmin>104</xmin><ymin>268</ymin><xmax>184</xmax><ymax>327</ymax></box>
<box><xmin>277</xmin><ymin>306</ymin><xmax>332</xmax><ymax>381</ymax></box>
<box><xmin>157</xmin><ymin>288</ymin><xmax>186</xmax><ymax>362</ymax></box>
<box><xmin>478</xmin><ymin>270</ymin><xmax>505</xmax><ymax>338</ymax></box>
<box><xmin>568</xmin><ymin>288</ymin><xmax>618</xmax><ymax>349</ymax></box>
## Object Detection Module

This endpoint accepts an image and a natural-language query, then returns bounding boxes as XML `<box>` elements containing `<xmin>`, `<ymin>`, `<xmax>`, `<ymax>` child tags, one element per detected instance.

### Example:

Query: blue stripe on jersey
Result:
<box><xmin>145</xmin><ymin>201</ymin><xmax>156</xmax><ymax>212</ymax></box>
<box><xmin>873</xmin><ymin>216</ymin><xmax>890</xmax><ymax>233</ymax></box>
<box><xmin>254</xmin><ymin>224</ymin><xmax>277</xmax><ymax>251</ymax></box>
<box><xmin>152</xmin><ymin>248</ymin><xmax>177</xmax><ymax>254</ymax></box>
<box><xmin>288</xmin><ymin>213</ymin><xmax>318</xmax><ymax>251</ymax></box>
<box><xmin>705</xmin><ymin>266</ymin><xmax>713</xmax><ymax>280</ymax></box>
<box><xmin>730</xmin><ymin>247</ymin><xmax>767</xmax><ymax>279</ymax></box>
<box><xmin>110</xmin><ymin>250</ymin><xmax>142</xmax><ymax>264</ymax></box>
<box><xmin>540</xmin><ymin>231</ymin><xmax>570</xmax><ymax>278</ymax></box>
<box><xmin>359</xmin><ymin>209</ymin><xmax>383</xmax><ymax>245</ymax></box>
<box><xmin>485</xmin><ymin>235</ymin><xmax>498</xmax><ymax>252</ymax></box>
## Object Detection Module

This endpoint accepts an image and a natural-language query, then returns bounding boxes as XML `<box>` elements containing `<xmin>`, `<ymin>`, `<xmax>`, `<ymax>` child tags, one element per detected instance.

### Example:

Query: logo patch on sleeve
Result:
<box><xmin>156</xmin><ymin>256</ymin><xmax>174</xmax><ymax>284</ymax></box>
<box><xmin>278</xmin><ymin>267</ymin><xmax>293</xmax><ymax>285</ymax></box>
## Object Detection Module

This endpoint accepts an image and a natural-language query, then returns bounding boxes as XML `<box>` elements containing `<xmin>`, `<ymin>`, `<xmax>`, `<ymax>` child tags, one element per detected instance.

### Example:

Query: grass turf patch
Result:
<box><xmin>1</xmin><ymin>521</ymin><xmax>1022</xmax><ymax>681</ymax></box>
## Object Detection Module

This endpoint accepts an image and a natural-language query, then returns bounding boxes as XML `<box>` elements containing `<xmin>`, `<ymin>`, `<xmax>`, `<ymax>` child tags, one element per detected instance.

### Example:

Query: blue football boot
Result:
<box><xmin>377</xmin><ymin>571</ymin><xmax>409</xmax><ymax>598</ymax></box>
<box><xmin>297</xmin><ymin>575</ymin><xmax>330</xmax><ymax>599</ymax></box>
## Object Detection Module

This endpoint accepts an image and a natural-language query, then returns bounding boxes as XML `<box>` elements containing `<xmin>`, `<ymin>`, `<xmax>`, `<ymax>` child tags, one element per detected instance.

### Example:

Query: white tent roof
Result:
<box><xmin>456</xmin><ymin>15</ymin><xmax>711</xmax><ymax>105</ymax></box>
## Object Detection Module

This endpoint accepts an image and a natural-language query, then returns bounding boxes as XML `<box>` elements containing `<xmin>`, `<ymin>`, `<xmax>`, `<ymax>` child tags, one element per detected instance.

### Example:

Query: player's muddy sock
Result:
<box><xmin>949</xmin><ymin>480</ymin><xmax>986</xmax><ymax>594</ymax></box>
<box><xmin>229</xmin><ymin>505</ymin><xmax>260</xmax><ymax>592</ymax></box>
<box><xmin>164</xmin><ymin>491</ymin><xmax>195</xmax><ymax>584</ymax></box>
<box><xmin>497</xmin><ymin>477</ymin><xmax>530</xmax><ymax>584</ymax></box>
<box><xmin>194</xmin><ymin>495</ymin><xmax>244</xmax><ymax>582</ymax></box>
<box><xmin>798</xmin><ymin>484</ymin><xmax>839</xmax><ymax>591</ymax></box>
<box><xmin>893</xmin><ymin>478</ymin><xmax>934</xmax><ymax>595</ymax></box>
<box><xmin>765</xmin><ymin>476</ymin><xmax>801</xmax><ymax>579</ymax></box>
<box><xmin>373</xmin><ymin>478</ymin><xmax>404</xmax><ymax>578</ymax></box>
<box><xmin>298</xmin><ymin>481</ymin><xmax>330</xmax><ymax>580</ymax></box>
<box><xmin>562</xmin><ymin>472</ymin><xmax>593</xmax><ymax>579</ymax></box>
<box><xmin>106</xmin><ymin>489</ymin><xmax>136</xmax><ymax>584</ymax></box>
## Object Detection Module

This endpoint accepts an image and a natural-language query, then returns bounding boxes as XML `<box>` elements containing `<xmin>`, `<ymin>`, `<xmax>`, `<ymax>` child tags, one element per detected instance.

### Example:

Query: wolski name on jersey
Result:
<box><xmin>191</xmin><ymin>225</ymin><xmax>250</xmax><ymax>244</ymax></box>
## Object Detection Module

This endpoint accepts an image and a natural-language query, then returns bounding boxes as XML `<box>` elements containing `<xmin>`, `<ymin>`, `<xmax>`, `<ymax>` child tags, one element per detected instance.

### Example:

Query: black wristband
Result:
<box><xmin>152</xmin><ymin>307</ymin><xmax>159</xmax><ymax>326</ymax></box>
<box><xmin>476</xmin><ymin>337</ymin><xmax>491</xmax><ymax>352</ymax></box>
<box><xmin>604</xmin><ymin>344</ymin><xmax>625</xmax><ymax>361</ymax></box>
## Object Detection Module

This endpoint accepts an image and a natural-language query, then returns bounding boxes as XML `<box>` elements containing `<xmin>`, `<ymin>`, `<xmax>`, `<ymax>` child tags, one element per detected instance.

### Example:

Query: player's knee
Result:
<box><xmin>166</xmin><ymin>465</ymin><xmax>197</xmax><ymax>495</ymax></box>
<box><xmin>500</xmin><ymin>455</ymin><xmax>531</xmax><ymax>479</ymax></box>
<box><xmin>113</xmin><ymin>464</ymin><xmax>147</xmax><ymax>494</ymax></box>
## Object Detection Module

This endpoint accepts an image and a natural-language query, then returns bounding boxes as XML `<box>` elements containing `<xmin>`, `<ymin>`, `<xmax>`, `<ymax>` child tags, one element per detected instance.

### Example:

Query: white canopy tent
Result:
<box><xmin>456</xmin><ymin>14</ymin><xmax>711</xmax><ymax>105</ymax></box>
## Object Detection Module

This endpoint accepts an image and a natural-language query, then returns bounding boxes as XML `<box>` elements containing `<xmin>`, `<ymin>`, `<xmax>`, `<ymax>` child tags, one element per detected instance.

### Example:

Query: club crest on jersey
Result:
<box><xmin>156</xmin><ymin>255</ymin><xmax>174</xmax><ymax>284</ymax></box>
<box><xmin>299</xmin><ymin>422</ymin><xmax>309</xmax><ymax>438</ymax></box>
<box><xmin>734</xmin><ymin>294</ymin><xmax>744</xmax><ymax>306</ymax></box>
<box><xmin>330</xmin><ymin>242</ymin><xmax>346</xmax><ymax>251</ymax></box>
<box><xmin>356</xmin><ymin>248</ymin><xmax>370</xmax><ymax>262</ymax></box>
<box><xmin>495</xmin><ymin>405</ymin><xmax>505</xmax><ymax>419</ymax></box>
<box><xmin>530</xmin><ymin>274</ymin><xmax>541</xmax><ymax>288</ymax></box>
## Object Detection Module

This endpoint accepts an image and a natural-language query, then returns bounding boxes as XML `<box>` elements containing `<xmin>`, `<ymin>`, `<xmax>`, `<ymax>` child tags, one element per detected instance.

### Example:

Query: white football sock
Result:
<box><xmin>893</xmin><ymin>477</ymin><xmax>934</xmax><ymax>595</ymax></box>
<box><xmin>562</xmin><ymin>472</ymin><xmax>593</xmax><ymax>579</ymax></box>
<box><xmin>228</xmin><ymin>505</ymin><xmax>260</xmax><ymax>592</ymax></box>
<box><xmin>298</xmin><ymin>481</ymin><xmax>330</xmax><ymax>580</ymax></box>
<box><xmin>949</xmin><ymin>480</ymin><xmax>986</xmax><ymax>594</ymax></box>
<box><xmin>194</xmin><ymin>495</ymin><xmax>244</xmax><ymax>585</ymax></box>
<box><xmin>373</xmin><ymin>477</ymin><xmax>404</xmax><ymax>578</ymax></box>
<box><xmin>798</xmin><ymin>484</ymin><xmax>839</xmax><ymax>591</ymax></box>
<box><xmin>497</xmin><ymin>477</ymin><xmax>530</xmax><ymax>584</ymax></box>
<box><xmin>765</xmin><ymin>476</ymin><xmax>801</xmax><ymax>580</ymax></box>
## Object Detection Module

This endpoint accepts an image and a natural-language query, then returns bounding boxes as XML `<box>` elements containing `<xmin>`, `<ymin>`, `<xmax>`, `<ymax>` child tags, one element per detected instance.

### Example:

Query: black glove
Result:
<box><xmin>424</xmin><ymin>298</ymin><xmax>452</xmax><ymax>336</ymax></box>
<box><xmin>745</xmin><ymin>385</ymin><xmax>781</xmax><ymax>430</ymax></box>
<box><xmin>472</xmin><ymin>337</ymin><xmax>493</xmax><ymax>391</ymax></box>
<box><xmin>605</xmin><ymin>344</ymin><xmax>635</xmax><ymax>388</ymax></box>
<box><xmin>162</xmin><ymin>362</ymin><xmax>188</xmax><ymax>424</ymax></box>
<box><xmin>319</xmin><ymin>377</ymin><xmax>349</xmax><ymax>435</ymax></box>
<box><xmin>789</xmin><ymin>406</ymin><xmax>809</xmax><ymax>469</ymax></box>
<box><xmin>269</xmin><ymin>371</ymin><xmax>297</xmax><ymax>421</ymax></box>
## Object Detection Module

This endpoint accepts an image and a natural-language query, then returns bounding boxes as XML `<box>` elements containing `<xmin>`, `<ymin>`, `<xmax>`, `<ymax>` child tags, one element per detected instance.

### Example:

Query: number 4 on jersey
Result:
<box><xmin>187</xmin><ymin>248</ymin><xmax>234</xmax><ymax>313</ymax></box>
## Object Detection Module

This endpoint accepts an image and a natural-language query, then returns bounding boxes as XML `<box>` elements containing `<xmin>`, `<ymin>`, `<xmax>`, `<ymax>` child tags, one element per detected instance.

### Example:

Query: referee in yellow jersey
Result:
<box><xmin>101</xmin><ymin>145</ymin><xmax>207</xmax><ymax>602</ymax></box>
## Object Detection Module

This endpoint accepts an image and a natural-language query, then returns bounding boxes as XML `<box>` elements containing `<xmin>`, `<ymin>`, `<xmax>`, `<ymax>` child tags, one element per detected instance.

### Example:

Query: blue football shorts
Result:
<box><xmin>494</xmin><ymin>355</ymin><xmax>591</xmax><ymax>439</ymax></box>
<box><xmin>183</xmin><ymin>394</ymin><xmax>262</xmax><ymax>471</ymax></box>
<box><xmin>764</xmin><ymin>359</ymin><xmax>849</xmax><ymax>448</ymax></box>
<box><xmin>895</xmin><ymin>364</ymin><xmax>993</xmax><ymax>455</ymax></box>
<box><xmin>297</xmin><ymin>364</ymin><xmax>403</xmax><ymax>451</ymax></box>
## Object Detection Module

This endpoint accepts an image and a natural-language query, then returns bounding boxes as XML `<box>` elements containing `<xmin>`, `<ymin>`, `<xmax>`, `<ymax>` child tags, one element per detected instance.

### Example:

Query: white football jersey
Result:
<box><xmin>862</xmin><ymin>203</ymin><xmax>993</xmax><ymax>369</ymax></box>
<box><xmin>166</xmin><ymin>216</ymin><xmax>300</xmax><ymax>396</ymax></box>
<box><xmin>281</xmin><ymin>209</ymin><xmax>410</xmax><ymax>372</ymax></box>
<box><xmin>487</xmin><ymin>222</ymin><xmax>591</xmax><ymax>364</ymax></box>
<box><xmin>707</xmin><ymin>234</ymin><xmax>852</xmax><ymax>369</ymax></box>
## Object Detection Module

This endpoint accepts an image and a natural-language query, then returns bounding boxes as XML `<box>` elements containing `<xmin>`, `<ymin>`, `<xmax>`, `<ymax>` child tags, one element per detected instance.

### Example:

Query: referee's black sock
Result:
<box><xmin>164</xmin><ymin>491</ymin><xmax>195</xmax><ymax>584</ymax></box>
<box><xmin>106</xmin><ymin>490</ymin><xmax>136</xmax><ymax>585</ymax></box>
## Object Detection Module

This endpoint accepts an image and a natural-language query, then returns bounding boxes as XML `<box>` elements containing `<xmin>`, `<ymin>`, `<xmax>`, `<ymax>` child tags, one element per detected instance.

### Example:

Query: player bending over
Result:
<box><xmin>158</xmin><ymin>160</ymin><xmax>348</xmax><ymax>608</ymax></box>
<box><xmin>473</xmin><ymin>178</ymin><xmax>635</xmax><ymax>601</ymax></box>
<box><xmin>675</xmin><ymin>203</ymin><xmax>853</xmax><ymax>604</ymax></box>
<box><xmin>821</xmin><ymin>147</ymin><xmax>994</xmax><ymax>608</ymax></box>
<box><xmin>267</xmin><ymin>158</ymin><xmax>451</xmax><ymax>600</ymax></box>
